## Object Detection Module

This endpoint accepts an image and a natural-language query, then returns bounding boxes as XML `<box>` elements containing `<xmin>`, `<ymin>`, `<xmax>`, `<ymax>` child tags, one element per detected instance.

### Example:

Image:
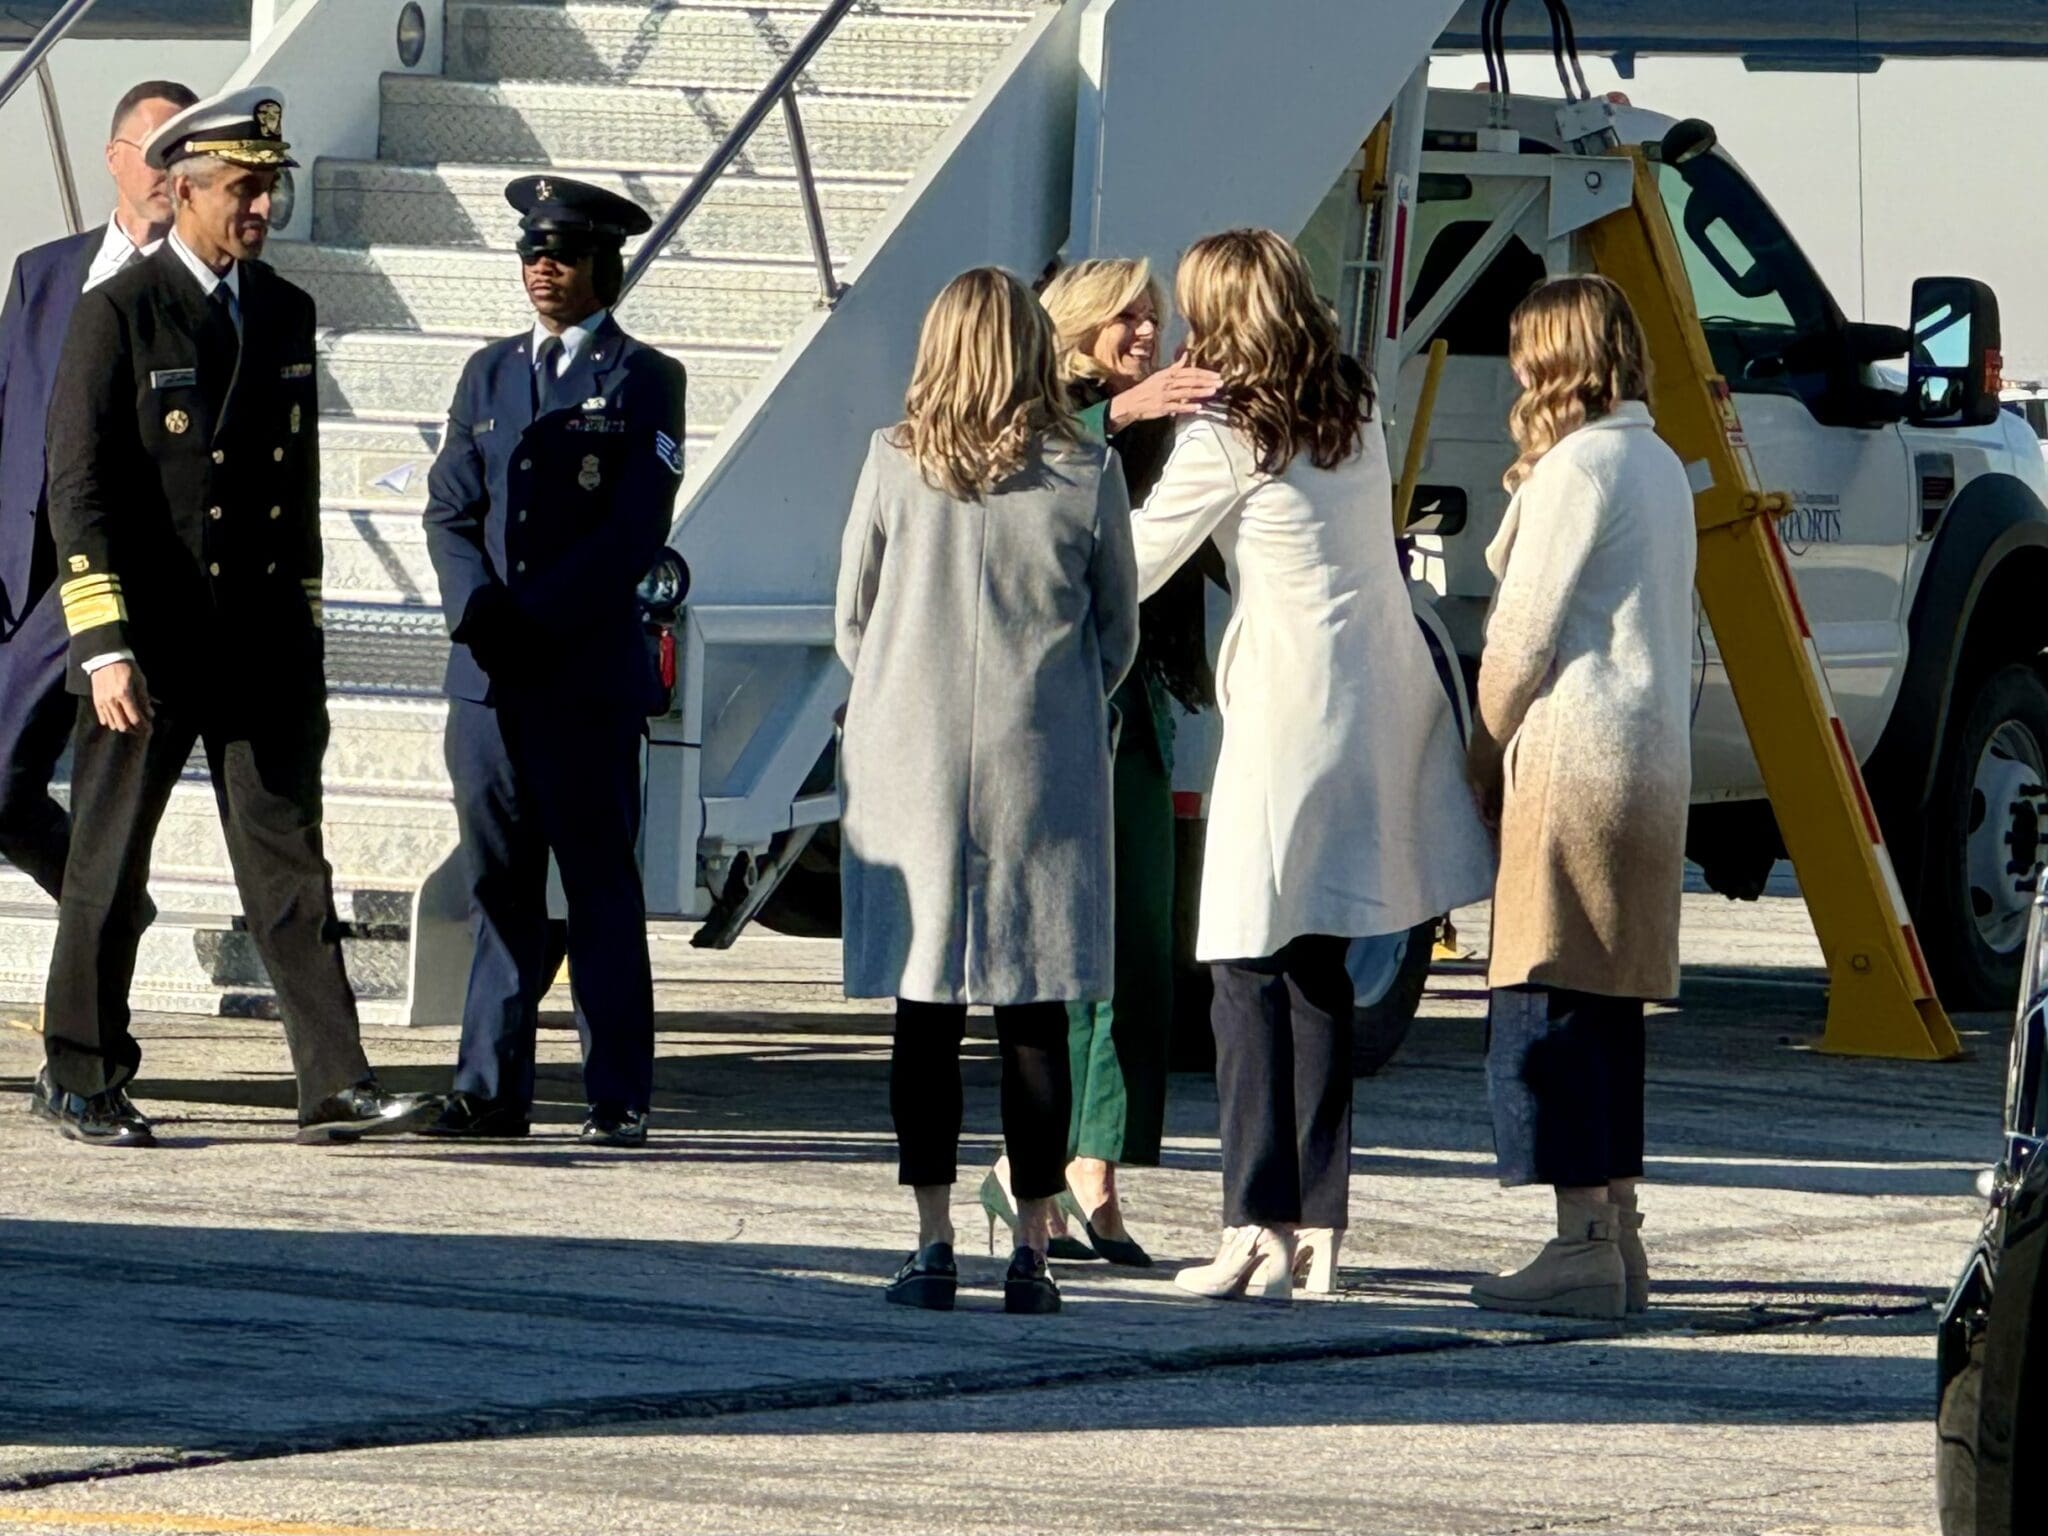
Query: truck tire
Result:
<box><xmin>754</xmin><ymin>823</ymin><xmax>843</xmax><ymax>939</ymax></box>
<box><xmin>1350</xmin><ymin>920</ymin><xmax>1439</xmax><ymax>1077</ymax></box>
<box><xmin>1920</xmin><ymin>664</ymin><xmax>2048</xmax><ymax>1009</ymax></box>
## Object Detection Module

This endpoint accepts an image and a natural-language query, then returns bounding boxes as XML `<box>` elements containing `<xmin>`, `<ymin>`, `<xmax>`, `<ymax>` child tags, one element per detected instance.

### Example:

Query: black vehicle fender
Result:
<box><xmin>1864</xmin><ymin>472</ymin><xmax>2048</xmax><ymax>882</ymax></box>
<box><xmin>1972</xmin><ymin>1147</ymin><xmax>2048</xmax><ymax>1536</ymax></box>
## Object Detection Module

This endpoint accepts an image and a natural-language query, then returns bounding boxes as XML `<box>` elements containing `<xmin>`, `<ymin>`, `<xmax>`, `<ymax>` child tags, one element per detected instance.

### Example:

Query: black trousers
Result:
<box><xmin>1211</xmin><ymin>933</ymin><xmax>1354</xmax><ymax>1229</ymax></box>
<box><xmin>0</xmin><ymin>592</ymin><xmax>74</xmax><ymax>898</ymax></box>
<box><xmin>42</xmin><ymin>688</ymin><xmax>370</xmax><ymax>1104</ymax></box>
<box><xmin>444</xmin><ymin>696</ymin><xmax>654</xmax><ymax>1113</ymax></box>
<box><xmin>891</xmin><ymin>1000</ymin><xmax>1071</xmax><ymax>1199</ymax></box>
<box><xmin>1485</xmin><ymin>985</ymin><xmax>1646</xmax><ymax>1188</ymax></box>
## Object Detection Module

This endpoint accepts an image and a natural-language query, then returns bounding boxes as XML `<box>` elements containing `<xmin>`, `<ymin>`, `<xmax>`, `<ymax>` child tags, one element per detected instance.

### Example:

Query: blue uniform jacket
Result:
<box><xmin>423</xmin><ymin>313</ymin><xmax>688</xmax><ymax>709</ymax></box>
<box><xmin>0</xmin><ymin>228</ymin><xmax>97</xmax><ymax>639</ymax></box>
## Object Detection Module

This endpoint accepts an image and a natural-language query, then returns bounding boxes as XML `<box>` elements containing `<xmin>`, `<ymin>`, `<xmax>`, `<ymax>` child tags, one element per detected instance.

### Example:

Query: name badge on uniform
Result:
<box><xmin>578</xmin><ymin>454</ymin><xmax>602</xmax><ymax>492</ymax></box>
<box><xmin>582</xmin><ymin>396</ymin><xmax>606</xmax><ymax>411</ymax></box>
<box><xmin>279</xmin><ymin>362</ymin><xmax>313</xmax><ymax>380</ymax></box>
<box><xmin>151</xmin><ymin>368</ymin><xmax>197</xmax><ymax>389</ymax></box>
<box><xmin>477</xmin><ymin>418</ymin><xmax>495</xmax><ymax>433</ymax></box>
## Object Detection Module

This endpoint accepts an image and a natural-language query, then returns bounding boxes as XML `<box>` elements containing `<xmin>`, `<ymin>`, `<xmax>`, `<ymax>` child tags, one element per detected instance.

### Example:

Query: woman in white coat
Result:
<box><xmin>1464</xmin><ymin>275</ymin><xmax>1696</xmax><ymax>1320</ymax></box>
<box><xmin>1131</xmin><ymin>230</ymin><xmax>1493</xmax><ymax>1302</ymax></box>
<box><xmin>835</xmin><ymin>267</ymin><xmax>1139</xmax><ymax>1316</ymax></box>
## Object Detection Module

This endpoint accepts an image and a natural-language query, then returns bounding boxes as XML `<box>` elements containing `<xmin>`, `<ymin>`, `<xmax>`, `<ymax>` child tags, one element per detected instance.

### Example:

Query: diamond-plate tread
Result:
<box><xmin>314</xmin><ymin>160</ymin><xmax>900</xmax><ymax>262</ymax></box>
<box><xmin>272</xmin><ymin>242</ymin><xmax>819</xmax><ymax>347</ymax></box>
<box><xmin>315</xmin><ymin>328</ymin><xmax>770</xmax><ymax>426</ymax></box>
<box><xmin>444</xmin><ymin>1</ymin><xmax>1029</xmax><ymax>97</ymax></box>
<box><xmin>378</xmin><ymin>77</ymin><xmax>961</xmax><ymax>176</ymax></box>
<box><xmin>321</xmin><ymin>415</ymin><xmax>718</xmax><ymax>510</ymax></box>
<box><xmin>323</xmin><ymin>602</ymin><xmax>459</xmax><ymax>698</ymax></box>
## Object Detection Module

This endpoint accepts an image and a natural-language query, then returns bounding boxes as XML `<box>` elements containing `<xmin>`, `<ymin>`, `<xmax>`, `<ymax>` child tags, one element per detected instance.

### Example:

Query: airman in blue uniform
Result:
<box><xmin>419</xmin><ymin>176</ymin><xmax>687</xmax><ymax>1146</ymax></box>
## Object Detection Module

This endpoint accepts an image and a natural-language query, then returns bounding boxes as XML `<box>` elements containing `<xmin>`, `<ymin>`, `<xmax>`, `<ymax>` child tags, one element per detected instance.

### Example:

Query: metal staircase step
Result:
<box><xmin>320</xmin><ymin>416</ymin><xmax>719</xmax><ymax>511</ymax></box>
<box><xmin>320</xmin><ymin>508</ymin><xmax>441</xmax><ymax>609</ymax></box>
<box><xmin>313</xmin><ymin>160</ymin><xmax>900</xmax><ymax>262</ymax></box>
<box><xmin>377</xmin><ymin>76</ymin><xmax>962</xmax><ymax>176</ymax></box>
<box><xmin>443</xmin><ymin>0</ymin><xmax>1030</xmax><ymax>97</ymax></box>
<box><xmin>323</xmin><ymin>602</ymin><xmax>458</xmax><ymax>698</ymax></box>
<box><xmin>314</xmin><ymin>328</ymin><xmax>774</xmax><ymax>426</ymax></box>
<box><xmin>271</xmin><ymin>242</ymin><xmax>821</xmax><ymax>347</ymax></box>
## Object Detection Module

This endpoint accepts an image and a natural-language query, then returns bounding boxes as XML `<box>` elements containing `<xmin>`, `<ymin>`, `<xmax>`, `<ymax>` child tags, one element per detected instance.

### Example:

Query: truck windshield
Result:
<box><xmin>1653</xmin><ymin>151</ymin><xmax>1841</xmax><ymax>415</ymax></box>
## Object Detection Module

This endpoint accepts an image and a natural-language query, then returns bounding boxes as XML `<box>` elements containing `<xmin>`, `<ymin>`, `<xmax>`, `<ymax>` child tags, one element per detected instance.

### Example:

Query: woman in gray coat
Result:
<box><xmin>835</xmin><ymin>267</ymin><xmax>1139</xmax><ymax>1316</ymax></box>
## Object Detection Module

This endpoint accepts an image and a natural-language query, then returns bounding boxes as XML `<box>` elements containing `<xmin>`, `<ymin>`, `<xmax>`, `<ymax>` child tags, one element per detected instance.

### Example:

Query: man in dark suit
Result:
<box><xmin>418</xmin><ymin>176</ymin><xmax>687</xmax><ymax>1147</ymax></box>
<box><xmin>29</xmin><ymin>86</ymin><xmax>437</xmax><ymax>1147</ymax></box>
<box><xmin>0</xmin><ymin>79</ymin><xmax>196</xmax><ymax>899</ymax></box>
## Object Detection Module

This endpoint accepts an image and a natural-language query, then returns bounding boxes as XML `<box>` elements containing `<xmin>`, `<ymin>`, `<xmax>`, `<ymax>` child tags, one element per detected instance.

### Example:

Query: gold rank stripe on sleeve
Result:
<box><xmin>58</xmin><ymin>573</ymin><xmax>128</xmax><ymax>635</ymax></box>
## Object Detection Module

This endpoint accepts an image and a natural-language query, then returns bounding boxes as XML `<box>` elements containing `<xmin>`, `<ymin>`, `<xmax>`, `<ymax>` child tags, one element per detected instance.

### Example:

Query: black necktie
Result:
<box><xmin>533</xmin><ymin>335</ymin><xmax>563</xmax><ymax>416</ymax></box>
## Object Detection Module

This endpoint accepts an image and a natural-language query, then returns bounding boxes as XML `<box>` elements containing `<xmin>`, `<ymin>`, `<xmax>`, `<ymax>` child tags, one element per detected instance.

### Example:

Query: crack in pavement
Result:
<box><xmin>1489</xmin><ymin>1464</ymin><xmax>1937</xmax><ymax>1534</ymax></box>
<box><xmin>0</xmin><ymin>1297</ymin><xmax>1933</xmax><ymax>1496</ymax></box>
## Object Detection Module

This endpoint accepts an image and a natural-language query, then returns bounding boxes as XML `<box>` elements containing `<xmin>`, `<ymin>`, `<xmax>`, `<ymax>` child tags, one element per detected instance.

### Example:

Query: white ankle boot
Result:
<box><xmin>1469</xmin><ymin>1190</ymin><xmax>1626</xmax><ymax>1320</ymax></box>
<box><xmin>1291</xmin><ymin>1227</ymin><xmax>1344</xmax><ymax>1294</ymax></box>
<box><xmin>1175</xmin><ymin>1225</ymin><xmax>1294</xmax><ymax>1302</ymax></box>
<box><xmin>1610</xmin><ymin>1184</ymin><xmax>1649</xmax><ymax>1314</ymax></box>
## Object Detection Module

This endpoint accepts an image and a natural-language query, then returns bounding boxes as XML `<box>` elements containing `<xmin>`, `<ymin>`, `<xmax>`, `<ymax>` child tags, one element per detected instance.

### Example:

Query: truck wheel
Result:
<box><xmin>754</xmin><ymin>823</ymin><xmax>843</xmax><ymax>939</ymax></box>
<box><xmin>1350</xmin><ymin>920</ymin><xmax>1438</xmax><ymax>1077</ymax></box>
<box><xmin>1922</xmin><ymin>664</ymin><xmax>2048</xmax><ymax>1009</ymax></box>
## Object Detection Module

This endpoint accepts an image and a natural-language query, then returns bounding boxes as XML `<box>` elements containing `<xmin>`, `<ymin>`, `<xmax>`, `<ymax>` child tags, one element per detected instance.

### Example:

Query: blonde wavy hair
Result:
<box><xmin>1176</xmin><ymin>228</ymin><xmax>1372</xmax><ymax>475</ymax></box>
<box><xmin>1039</xmin><ymin>258</ymin><xmax>1167</xmax><ymax>388</ymax></box>
<box><xmin>1503</xmin><ymin>275</ymin><xmax>1652</xmax><ymax>492</ymax></box>
<box><xmin>898</xmin><ymin>267</ymin><xmax>1074</xmax><ymax>500</ymax></box>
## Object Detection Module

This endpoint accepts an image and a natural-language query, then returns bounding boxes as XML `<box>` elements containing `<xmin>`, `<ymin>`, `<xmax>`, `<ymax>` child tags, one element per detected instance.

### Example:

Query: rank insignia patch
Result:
<box><xmin>164</xmin><ymin>409</ymin><xmax>190</xmax><ymax>435</ymax></box>
<box><xmin>578</xmin><ymin>454</ymin><xmax>602</xmax><ymax>491</ymax></box>
<box><xmin>68</xmin><ymin>555</ymin><xmax>90</xmax><ymax>574</ymax></box>
<box><xmin>655</xmin><ymin>430</ymin><xmax>682</xmax><ymax>475</ymax></box>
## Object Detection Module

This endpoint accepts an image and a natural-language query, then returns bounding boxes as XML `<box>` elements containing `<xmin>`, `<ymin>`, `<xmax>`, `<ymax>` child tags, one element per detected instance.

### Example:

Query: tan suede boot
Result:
<box><xmin>1610</xmin><ymin>1183</ymin><xmax>1649</xmax><ymax>1315</ymax></box>
<box><xmin>1469</xmin><ymin>1189</ymin><xmax>1627</xmax><ymax>1320</ymax></box>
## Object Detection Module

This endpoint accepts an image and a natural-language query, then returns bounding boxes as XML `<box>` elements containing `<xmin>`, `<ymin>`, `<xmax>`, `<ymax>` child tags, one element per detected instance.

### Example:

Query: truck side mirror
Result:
<box><xmin>1908</xmin><ymin>276</ymin><xmax>2003</xmax><ymax>428</ymax></box>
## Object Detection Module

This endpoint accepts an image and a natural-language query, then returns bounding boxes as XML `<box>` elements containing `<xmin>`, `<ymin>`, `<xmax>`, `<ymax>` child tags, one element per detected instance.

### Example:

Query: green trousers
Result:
<box><xmin>1067</xmin><ymin>679</ymin><xmax>1176</xmax><ymax>1167</ymax></box>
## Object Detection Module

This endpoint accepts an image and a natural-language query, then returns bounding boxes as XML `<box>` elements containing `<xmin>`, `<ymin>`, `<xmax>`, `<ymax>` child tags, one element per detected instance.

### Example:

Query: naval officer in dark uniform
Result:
<box><xmin>419</xmin><ymin>176</ymin><xmax>687</xmax><ymax>1147</ymax></box>
<box><xmin>29</xmin><ymin>87</ymin><xmax>437</xmax><ymax>1147</ymax></box>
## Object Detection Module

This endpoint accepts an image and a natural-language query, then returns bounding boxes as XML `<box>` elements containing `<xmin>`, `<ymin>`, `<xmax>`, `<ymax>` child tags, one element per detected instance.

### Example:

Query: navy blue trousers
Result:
<box><xmin>0</xmin><ymin>590</ymin><xmax>73</xmax><ymax>898</ymax></box>
<box><xmin>445</xmin><ymin>695</ymin><xmax>654</xmax><ymax>1113</ymax></box>
<box><xmin>1486</xmin><ymin>985</ymin><xmax>1646</xmax><ymax>1188</ymax></box>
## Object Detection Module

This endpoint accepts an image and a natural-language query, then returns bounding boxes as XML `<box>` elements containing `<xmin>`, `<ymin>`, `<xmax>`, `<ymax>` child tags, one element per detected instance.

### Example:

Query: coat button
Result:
<box><xmin>267</xmin><ymin>562</ymin><xmax>277</xmax><ymax>575</ymax></box>
<box><xmin>516</xmin><ymin>560</ymin><xmax>527</xmax><ymax>573</ymax></box>
<box><xmin>208</xmin><ymin>506</ymin><xmax>222</xmax><ymax>520</ymax></box>
<box><xmin>273</xmin><ymin>446</ymin><xmax>284</xmax><ymax>462</ymax></box>
<box><xmin>208</xmin><ymin>562</ymin><xmax>221</xmax><ymax>577</ymax></box>
<box><xmin>270</xmin><ymin>506</ymin><xmax>282</xmax><ymax>519</ymax></box>
<box><xmin>211</xmin><ymin>449</ymin><xmax>225</xmax><ymax>464</ymax></box>
<box><xmin>517</xmin><ymin>510</ymin><xmax>527</xmax><ymax>522</ymax></box>
<box><xmin>519</xmin><ymin>459</ymin><xmax>532</xmax><ymax>471</ymax></box>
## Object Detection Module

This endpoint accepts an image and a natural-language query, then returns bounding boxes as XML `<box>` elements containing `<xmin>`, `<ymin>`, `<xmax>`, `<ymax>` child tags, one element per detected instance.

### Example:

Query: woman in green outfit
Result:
<box><xmin>981</xmin><ymin>258</ymin><xmax>1221</xmax><ymax>1266</ymax></box>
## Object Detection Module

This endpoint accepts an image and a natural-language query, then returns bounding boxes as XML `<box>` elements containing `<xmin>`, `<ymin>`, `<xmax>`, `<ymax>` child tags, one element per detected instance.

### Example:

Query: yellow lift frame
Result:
<box><xmin>1588</xmin><ymin>147</ymin><xmax>1961</xmax><ymax>1060</ymax></box>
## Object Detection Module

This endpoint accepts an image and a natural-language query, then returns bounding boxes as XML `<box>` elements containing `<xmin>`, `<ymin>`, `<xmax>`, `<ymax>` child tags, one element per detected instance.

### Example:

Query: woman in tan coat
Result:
<box><xmin>1465</xmin><ymin>276</ymin><xmax>1696</xmax><ymax>1321</ymax></box>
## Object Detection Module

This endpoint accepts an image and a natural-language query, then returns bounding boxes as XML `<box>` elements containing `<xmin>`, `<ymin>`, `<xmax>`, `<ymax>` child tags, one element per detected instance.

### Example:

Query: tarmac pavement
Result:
<box><xmin>0</xmin><ymin>880</ymin><xmax>2007</xmax><ymax>1535</ymax></box>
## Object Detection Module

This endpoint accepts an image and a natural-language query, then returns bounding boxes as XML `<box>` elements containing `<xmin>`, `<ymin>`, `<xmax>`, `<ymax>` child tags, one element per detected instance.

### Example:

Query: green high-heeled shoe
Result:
<box><xmin>979</xmin><ymin>1167</ymin><xmax>1096</xmax><ymax>1260</ymax></box>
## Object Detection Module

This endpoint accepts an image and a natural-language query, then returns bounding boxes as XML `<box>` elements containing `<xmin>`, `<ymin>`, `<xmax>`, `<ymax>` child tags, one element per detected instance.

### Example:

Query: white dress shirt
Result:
<box><xmin>82</xmin><ymin>218</ymin><xmax>162</xmax><ymax>293</ymax></box>
<box><xmin>83</xmin><ymin>232</ymin><xmax>246</xmax><ymax>678</ymax></box>
<box><xmin>530</xmin><ymin>308</ymin><xmax>609</xmax><ymax>376</ymax></box>
<box><xmin>166</xmin><ymin>228</ymin><xmax>242</xmax><ymax>332</ymax></box>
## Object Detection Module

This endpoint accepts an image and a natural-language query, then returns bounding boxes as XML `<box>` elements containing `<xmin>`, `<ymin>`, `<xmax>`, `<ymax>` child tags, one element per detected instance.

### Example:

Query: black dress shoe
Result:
<box><xmin>885</xmin><ymin>1241</ymin><xmax>958</xmax><ymax>1310</ymax></box>
<box><xmin>297</xmin><ymin>1079</ymin><xmax>439</xmax><ymax>1144</ymax></box>
<box><xmin>580</xmin><ymin>1104</ymin><xmax>649</xmax><ymax>1147</ymax></box>
<box><xmin>1004</xmin><ymin>1245</ymin><xmax>1061</xmax><ymax>1315</ymax></box>
<box><xmin>416</xmin><ymin>1091</ymin><xmax>531</xmax><ymax>1139</ymax></box>
<box><xmin>32</xmin><ymin>1069</ymin><xmax>156</xmax><ymax>1148</ymax></box>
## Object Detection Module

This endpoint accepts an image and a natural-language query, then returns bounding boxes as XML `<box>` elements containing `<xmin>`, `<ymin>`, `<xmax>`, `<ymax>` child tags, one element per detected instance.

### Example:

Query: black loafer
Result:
<box><xmin>297</xmin><ymin>1079</ymin><xmax>439</xmax><ymax>1144</ymax></box>
<box><xmin>416</xmin><ymin>1090</ymin><xmax>531</xmax><ymax>1139</ymax></box>
<box><xmin>580</xmin><ymin>1104</ymin><xmax>649</xmax><ymax>1147</ymax></box>
<box><xmin>885</xmin><ymin>1242</ymin><xmax>958</xmax><ymax>1310</ymax></box>
<box><xmin>32</xmin><ymin>1069</ymin><xmax>156</xmax><ymax>1148</ymax></box>
<box><xmin>1004</xmin><ymin>1245</ymin><xmax>1061</xmax><ymax>1315</ymax></box>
